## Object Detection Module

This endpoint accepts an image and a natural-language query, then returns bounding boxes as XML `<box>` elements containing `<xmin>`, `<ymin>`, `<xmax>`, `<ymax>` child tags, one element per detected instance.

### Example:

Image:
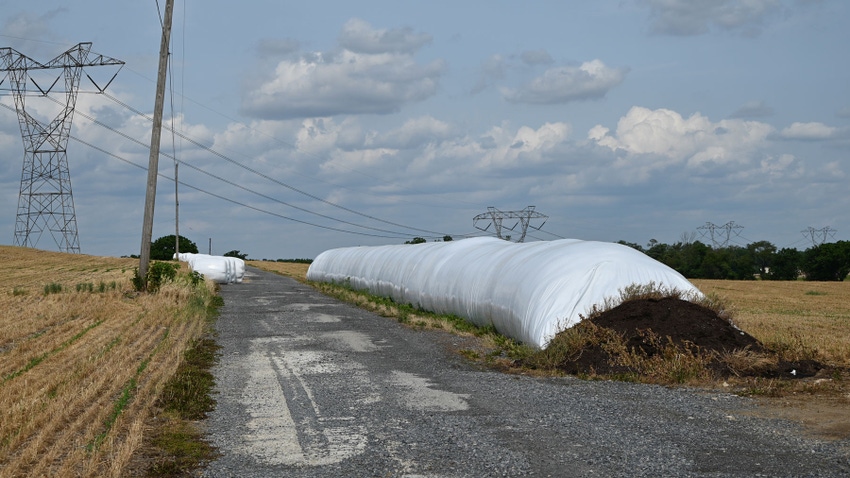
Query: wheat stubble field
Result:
<box><xmin>0</xmin><ymin>246</ymin><xmax>216</xmax><ymax>477</ymax></box>
<box><xmin>691</xmin><ymin>279</ymin><xmax>850</xmax><ymax>367</ymax></box>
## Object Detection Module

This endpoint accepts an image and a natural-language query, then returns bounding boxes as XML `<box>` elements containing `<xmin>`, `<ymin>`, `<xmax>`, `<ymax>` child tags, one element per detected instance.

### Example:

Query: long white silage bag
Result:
<box><xmin>306</xmin><ymin>237</ymin><xmax>703</xmax><ymax>349</ymax></box>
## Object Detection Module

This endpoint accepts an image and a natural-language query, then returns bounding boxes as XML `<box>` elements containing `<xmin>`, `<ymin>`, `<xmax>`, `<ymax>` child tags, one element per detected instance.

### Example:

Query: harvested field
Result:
<box><xmin>692</xmin><ymin>279</ymin><xmax>850</xmax><ymax>367</ymax></box>
<box><xmin>0</xmin><ymin>246</ymin><xmax>216</xmax><ymax>477</ymax></box>
<box><xmin>246</xmin><ymin>260</ymin><xmax>309</xmax><ymax>280</ymax></box>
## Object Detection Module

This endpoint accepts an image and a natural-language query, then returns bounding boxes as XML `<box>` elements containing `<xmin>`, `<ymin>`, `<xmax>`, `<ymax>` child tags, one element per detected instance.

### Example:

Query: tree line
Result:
<box><xmin>617</xmin><ymin>239</ymin><xmax>850</xmax><ymax>281</ymax></box>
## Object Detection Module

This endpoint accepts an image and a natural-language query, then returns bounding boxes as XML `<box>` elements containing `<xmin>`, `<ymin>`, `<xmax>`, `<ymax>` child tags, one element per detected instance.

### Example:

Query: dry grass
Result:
<box><xmin>0</xmin><ymin>246</ymin><xmax>216</xmax><ymax>478</ymax></box>
<box><xmin>691</xmin><ymin>279</ymin><xmax>850</xmax><ymax>367</ymax></box>
<box><xmin>246</xmin><ymin>260</ymin><xmax>309</xmax><ymax>280</ymax></box>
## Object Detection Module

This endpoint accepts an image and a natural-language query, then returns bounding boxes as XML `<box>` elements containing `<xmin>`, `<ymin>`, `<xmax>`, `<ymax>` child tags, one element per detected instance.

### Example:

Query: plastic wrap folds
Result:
<box><xmin>306</xmin><ymin>237</ymin><xmax>703</xmax><ymax>349</ymax></box>
<box><xmin>175</xmin><ymin>252</ymin><xmax>245</xmax><ymax>284</ymax></box>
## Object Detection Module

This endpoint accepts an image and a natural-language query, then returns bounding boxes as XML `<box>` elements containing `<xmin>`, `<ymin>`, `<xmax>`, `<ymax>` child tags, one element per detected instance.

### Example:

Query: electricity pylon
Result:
<box><xmin>0</xmin><ymin>43</ymin><xmax>123</xmax><ymax>253</ymax></box>
<box><xmin>801</xmin><ymin>226</ymin><xmax>836</xmax><ymax>247</ymax></box>
<box><xmin>696</xmin><ymin>221</ymin><xmax>743</xmax><ymax>248</ymax></box>
<box><xmin>473</xmin><ymin>206</ymin><xmax>548</xmax><ymax>243</ymax></box>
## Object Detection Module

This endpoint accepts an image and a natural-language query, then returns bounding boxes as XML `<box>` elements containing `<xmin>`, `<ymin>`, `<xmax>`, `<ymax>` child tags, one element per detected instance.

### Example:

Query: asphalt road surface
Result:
<box><xmin>201</xmin><ymin>267</ymin><xmax>849</xmax><ymax>477</ymax></box>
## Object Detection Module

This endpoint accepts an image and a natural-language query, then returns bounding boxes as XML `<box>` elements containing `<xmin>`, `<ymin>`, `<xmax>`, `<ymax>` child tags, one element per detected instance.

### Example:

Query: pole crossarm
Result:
<box><xmin>1</xmin><ymin>43</ymin><xmax>124</xmax><ymax>94</ymax></box>
<box><xmin>1</xmin><ymin>43</ymin><xmax>123</xmax><ymax>253</ymax></box>
<box><xmin>473</xmin><ymin>206</ymin><xmax>548</xmax><ymax>243</ymax></box>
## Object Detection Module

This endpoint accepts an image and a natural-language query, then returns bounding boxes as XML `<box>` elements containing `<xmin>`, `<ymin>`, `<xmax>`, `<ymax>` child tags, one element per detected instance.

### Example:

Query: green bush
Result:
<box><xmin>133</xmin><ymin>262</ymin><xmax>180</xmax><ymax>292</ymax></box>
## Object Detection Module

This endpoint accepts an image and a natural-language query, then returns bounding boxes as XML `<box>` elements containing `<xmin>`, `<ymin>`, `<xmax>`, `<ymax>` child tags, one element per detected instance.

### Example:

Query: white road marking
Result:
<box><xmin>238</xmin><ymin>337</ymin><xmax>369</xmax><ymax>466</ymax></box>
<box><xmin>390</xmin><ymin>371</ymin><xmax>470</xmax><ymax>412</ymax></box>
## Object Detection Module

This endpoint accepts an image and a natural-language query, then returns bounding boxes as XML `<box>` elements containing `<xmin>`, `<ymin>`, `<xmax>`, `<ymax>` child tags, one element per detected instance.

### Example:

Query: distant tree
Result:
<box><xmin>442</xmin><ymin>235</ymin><xmax>453</xmax><ymax>242</ymax></box>
<box><xmin>223</xmin><ymin>250</ymin><xmax>248</xmax><ymax>260</ymax></box>
<box><xmin>673</xmin><ymin>241</ymin><xmax>709</xmax><ymax>278</ymax></box>
<box><xmin>763</xmin><ymin>247</ymin><xmax>801</xmax><ymax>280</ymax></box>
<box><xmin>645</xmin><ymin>241</ymin><xmax>670</xmax><ymax>262</ymax></box>
<box><xmin>747</xmin><ymin>240</ymin><xmax>777</xmax><ymax>276</ymax></box>
<box><xmin>802</xmin><ymin>241</ymin><xmax>850</xmax><ymax>281</ymax></box>
<box><xmin>405</xmin><ymin>237</ymin><xmax>427</xmax><ymax>244</ymax></box>
<box><xmin>150</xmin><ymin>234</ymin><xmax>198</xmax><ymax>260</ymax></box>
<box><xmin>617</xmin><ymin>240</ymin><xmax>644</xmax><ymax>252</ymax></box>
<box><xmin>679</xmin><ymin>230</ymin><xmax>697</xmax><ymax>245</ymax></box>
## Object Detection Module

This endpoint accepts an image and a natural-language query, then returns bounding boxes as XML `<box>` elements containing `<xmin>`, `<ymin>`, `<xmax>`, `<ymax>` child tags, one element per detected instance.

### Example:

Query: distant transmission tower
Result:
<box><xmin>473</xmin><ymin>206</ymin><xmax>548</xmax><ymax>243</ymax></box>
<box><xmin>697</xmin><ymin>221</ymin><xmax>743</xmax><ymax>248</ymax></box>
<box><xmin>801</xmin><ymin>226</ymin><xmax>836</xmax><ymax>247</ymax></box>
<box><xmin>0</xmin><ymin>43</ymin><xmax>123</xmax><ymax>252</ymax></box>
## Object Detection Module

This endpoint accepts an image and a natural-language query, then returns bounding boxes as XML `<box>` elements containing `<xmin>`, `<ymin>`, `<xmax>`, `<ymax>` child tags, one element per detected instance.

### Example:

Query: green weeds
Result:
<box><xmin>140</xmin><ymin>282</ymin><xmax>222</xmax><ymax>475</ymax></box>
<box><xmin>132</xmin><ymin>261</ymin><xmax>180</xmax><ymax>292</ymax></box>
<box><xmin>43</xmin><ymin>283</ymin><xmax>63</xmax><ymax>295</ymax></box>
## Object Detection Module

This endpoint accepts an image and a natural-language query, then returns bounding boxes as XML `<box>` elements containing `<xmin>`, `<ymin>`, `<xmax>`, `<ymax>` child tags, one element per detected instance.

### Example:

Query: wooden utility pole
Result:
<box><xmin>139</xmin><ymin>0</ymin><xmax>174</xmax><ymax>285</ymax></box>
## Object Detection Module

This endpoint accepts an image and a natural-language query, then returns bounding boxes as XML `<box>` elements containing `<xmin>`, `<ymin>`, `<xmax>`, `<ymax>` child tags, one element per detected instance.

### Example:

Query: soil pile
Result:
<box><xmin>555</xmin><ymin>297</ymin><xmax>824</xmax><ymax>379</ymax></box>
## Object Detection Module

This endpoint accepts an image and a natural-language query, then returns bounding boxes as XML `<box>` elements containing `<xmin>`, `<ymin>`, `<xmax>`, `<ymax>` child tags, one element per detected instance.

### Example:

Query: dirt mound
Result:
<box><xmin>556</xmin><ymin>297</ymin><xmax>824</xmax><ymax>379</ymax></box>
<box><xmin>593</xmin><ymin>297</ymin><xmax>760</xmax><ymax>353</ymax></box>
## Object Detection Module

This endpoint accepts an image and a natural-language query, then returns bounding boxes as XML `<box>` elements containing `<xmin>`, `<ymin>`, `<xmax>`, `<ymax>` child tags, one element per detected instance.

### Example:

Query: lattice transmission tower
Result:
<box><xmin>473</xmin><ymin>206</ymin><xmax>548</xmax><ymax>243</ymax></box>
<box><xmin>801</xmin><ymin>226</ymin><xmax>836</xmax><ymax>247</ymax></box>
<box><xmin>696</xmin><ymin>221</ymin><xmax>743</xmax><ymax>248</ymax></box>
<box><xmin>0</xmin><ymin>43</ymin><xmax>123</xmax><ymax>253</ymax></box>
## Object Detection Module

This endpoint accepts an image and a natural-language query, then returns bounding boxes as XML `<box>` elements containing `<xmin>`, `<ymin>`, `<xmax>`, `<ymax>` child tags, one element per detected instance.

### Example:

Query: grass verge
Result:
<box><xmin>133</xmin><ymin>297</ymin><xmax>223</xmax><ymax>476</ymax></box>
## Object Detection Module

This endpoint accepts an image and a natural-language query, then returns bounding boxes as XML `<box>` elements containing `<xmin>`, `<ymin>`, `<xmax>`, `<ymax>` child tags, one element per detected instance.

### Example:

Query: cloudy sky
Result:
<box><xmin>1</xmin><ymin>0</ymin><xmax>848</xmax><ymax>259</ymax></box>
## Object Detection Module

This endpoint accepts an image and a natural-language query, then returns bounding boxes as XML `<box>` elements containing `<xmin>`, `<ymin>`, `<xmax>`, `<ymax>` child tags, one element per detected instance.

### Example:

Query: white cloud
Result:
<box><xmin>589</xmin><ymin>106</ymin><xmax>774</xmax><ymax>179</ymax></box>
<box><xmin>823</xmin><ymin>161</ymin><xmax>846</xmax><ymax>179</ymax></box>
<box><xmin>759</xmin><ymin>154</ymin><xmax>803</xmax><ymax>179</ymax></box>
<box><xmin>338</xmin><ymin>18</ymin><xmax>432</xmax><ymax>54</ymax></box>
<box><xmin>501</xmin><ymin>60</ymin><xmax>628</xmax><ymax>104</ymax></box>
<box><xmin>371</xmin><ymin>116</ymin><xmax>455</xmax><ymax>149</ymax></box>
<box><xmin>641</xmin><ymin>0</ymin><xmax>782</xmax><ymax>36</ymax></box>
<box><xmin>241</xmin><ymin>20</ymin><xmax>443</xmax><ymax>119</ymax></box>
<box><xmin>477</xmin><ymin>122</ymin><xmax>572</xmax><ymax>168</ymax></box>
<box><xmin>780</xmin><ymin>121</ymin><xmax>839</xmax><ymax>140</ymax></box>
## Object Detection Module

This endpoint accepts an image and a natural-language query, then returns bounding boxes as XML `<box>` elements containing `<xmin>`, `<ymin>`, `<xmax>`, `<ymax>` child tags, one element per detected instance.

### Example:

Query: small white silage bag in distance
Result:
<box><xmin>175</xmin><ymin>252</ymin><xmax>245</xmax><ymax>284</ymax></box>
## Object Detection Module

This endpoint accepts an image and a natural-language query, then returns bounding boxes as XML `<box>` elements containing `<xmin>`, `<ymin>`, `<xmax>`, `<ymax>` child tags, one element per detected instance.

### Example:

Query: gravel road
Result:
<box><xmin>201</xmin><ymin>267</ymin><xmax>850</xmax><ymax>477</ymax></box>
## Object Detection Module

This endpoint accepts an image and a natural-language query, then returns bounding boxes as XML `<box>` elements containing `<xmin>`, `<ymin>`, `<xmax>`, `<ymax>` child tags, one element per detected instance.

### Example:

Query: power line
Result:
<box><xmin>100</xmin><ymin>92</ymin><xmax>451</xmax><ymax>237</ymax></box>
<box><xmin>115</xmin><ymin>62</ymin><xmax>485</xmax><ymax>211</ymax></box>
<box><xmin>68</xmin><ymin>134</ymin><xmax>432</xmax><ymax>240</ymax></box>
<box><xmin>46</xmin><ymin>100</ymin><xmax>442</xmax><ymax>238</ymax></box>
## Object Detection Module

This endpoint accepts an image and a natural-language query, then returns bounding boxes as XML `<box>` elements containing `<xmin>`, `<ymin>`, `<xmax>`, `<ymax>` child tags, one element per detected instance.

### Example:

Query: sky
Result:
<box><xmin>1</xmin><ymin>0</ymin><xmax>848</xmax><ymax>260</ymax></box>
